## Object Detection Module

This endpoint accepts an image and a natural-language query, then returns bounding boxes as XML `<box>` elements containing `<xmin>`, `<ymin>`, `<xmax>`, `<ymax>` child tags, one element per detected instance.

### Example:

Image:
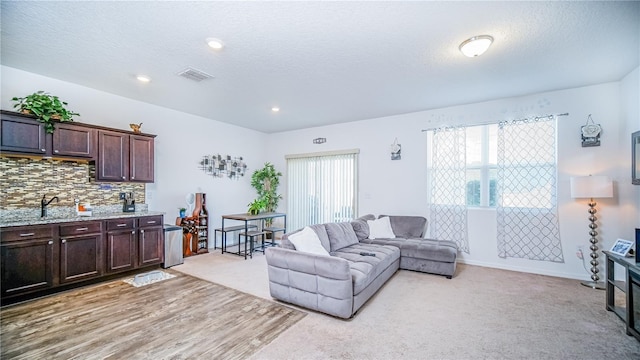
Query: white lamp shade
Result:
<box><xmin>570</xmin><ymin>175</ymin><xmax>613</xmax><ymax>198</ymax></box>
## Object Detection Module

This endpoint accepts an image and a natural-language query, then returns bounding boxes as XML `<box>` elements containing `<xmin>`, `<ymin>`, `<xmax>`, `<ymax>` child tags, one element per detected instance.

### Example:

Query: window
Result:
<box><xmin>465</xmin><ymin>124</ymin><xmax>497</xmax><ymax>207</ymax></box>
<box><xmin>286</xmin><ymin>149</ymin><xmax>358</xmax><ymax>231</ymax></box>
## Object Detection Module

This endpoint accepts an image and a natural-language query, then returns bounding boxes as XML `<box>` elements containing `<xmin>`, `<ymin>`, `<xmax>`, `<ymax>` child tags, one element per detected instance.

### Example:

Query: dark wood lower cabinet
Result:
<box><xmin>139</xmin><ymin>226</ymin><xmax>163</xmax><ymax>266</ymax></box>
<box><xmin>1</xmin><ymin>215</ymin><xmax>163</xmax><ymax>303</ymax></box>
<box><xmin>60</xmin><ymin>234</ymin><xmax>102</xmax><ymax>283</ymax></box>
<box><xmin>1</xmin><ymin>238</ymin><xmax>54</xmax><ymax>297</ymax></box>
<box><xmin>106</xmin><ymin>229</ymin><xmax>136</xmax><ymax>273</ymax></box>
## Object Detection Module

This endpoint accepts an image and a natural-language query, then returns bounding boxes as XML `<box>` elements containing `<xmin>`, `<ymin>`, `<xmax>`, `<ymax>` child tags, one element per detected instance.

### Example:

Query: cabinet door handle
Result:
<box><xmin>132</xmin><ymin>176</ymin><xmax>135</xmax><ymax>179</ymax></box>
<box><xmin>19</xmin><ymin>233</ymin><xmax>35</xmax><ymax>237</ymax></box>
<box><xmin>140</xmin><ymin>229</ymin><xmax>145</xmax><ymax>234</ymax></box>
<box><xmin>61</xmin><ymin>239</ymin><xmax>66</xmax><ymax>243</ymax></box>
<box><xmin>146</xmin><ymin>221</ymin><xmax>156</xmax><ymax>224</ymax></box>
<box><xmin>76</xmin><ymin>227</ymin><xmax>89</xmax><ymax>231</ymax></box>
<box><xmin>116</xmin><ymin>224</ymin><xmax>127</xmax><ymax>227</ymax></box>
<box><xmin>122</xmin><ymin>176</ymin><xmax>126</xmax><ymax>180</ymax></box>
<box><xmin>131</xmin><ymin>231</ymin><xmax>135</xmax><ymax>235</ymax></box>
<box><xmin>41</xmin><ymin>148</ymin><xmax>46</xmax><ymax>152</ymax></box>
<box><xmin>54</xmin><ymin>149</ymin><xmax>59</xmax><ymax>153</ymax></box>
<box><xmin>48</xmin><ymin>240</ymin><xmax>53</xmax><ymax>245</ymax></box>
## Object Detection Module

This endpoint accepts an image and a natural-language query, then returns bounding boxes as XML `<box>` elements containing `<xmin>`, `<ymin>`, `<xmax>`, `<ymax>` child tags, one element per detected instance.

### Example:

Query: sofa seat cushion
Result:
<box><xmin>360</xmin><ymin>238</ymin><xmax>457</xmax><ymax>263</ymax></box>
<box><xmin>332</xmin><ymin>243</ymin><xmax>400</xmax><ymax>295</ymax></box>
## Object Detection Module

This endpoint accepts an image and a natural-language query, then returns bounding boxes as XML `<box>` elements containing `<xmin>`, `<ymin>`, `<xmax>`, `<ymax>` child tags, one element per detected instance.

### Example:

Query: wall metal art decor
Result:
<box><xmin>581</xmin><ymin>114</ymin><xmax>602</xmax><ymax>147</ymax></box>
<box><xmin>199</xmin><ymin>154</ymin><xmax>247</xmax><ymax>179</ymax></box>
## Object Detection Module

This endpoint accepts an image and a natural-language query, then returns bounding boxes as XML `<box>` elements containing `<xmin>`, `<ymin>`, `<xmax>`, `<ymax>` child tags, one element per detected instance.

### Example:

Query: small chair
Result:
<box><xmin>238</xmin><ymin>230</ymin><xmax>266</xmax><ymax>259</ymax></box>
<box><xmin>262</xmin><ymin>226</ymin><xmax>285</xmax><ymax>247</ymax></box>
<box><xmin>216</xmin><ymin>224</ymin><xmax>257</xmax><ymax>250</ymax></box>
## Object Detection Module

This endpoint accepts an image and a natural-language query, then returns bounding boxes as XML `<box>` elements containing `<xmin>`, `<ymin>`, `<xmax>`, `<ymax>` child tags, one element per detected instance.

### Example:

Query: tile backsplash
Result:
<box><xmin>0</xmin><ymin>157</ymin><xmax>145</xmax><ymax>210</ymax></box>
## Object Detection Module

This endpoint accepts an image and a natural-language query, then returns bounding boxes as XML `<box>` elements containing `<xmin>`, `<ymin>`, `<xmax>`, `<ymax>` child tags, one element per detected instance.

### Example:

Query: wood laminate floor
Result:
<box><xmin>0</xmin><ymin>271</ymin><xmax>305</xmax><ymax>360</ymax></box>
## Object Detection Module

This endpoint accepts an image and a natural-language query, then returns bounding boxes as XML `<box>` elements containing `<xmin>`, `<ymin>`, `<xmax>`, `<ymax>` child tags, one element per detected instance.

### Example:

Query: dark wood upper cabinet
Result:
<box><xmin>97</xmin><ymin>130</ymin><xmax>130</xmax><ymax>181</ymax></box>
<box><xmin>97</xmin><ymin>131</ymin><xmax>155</xmax><ymax>183</ymax></box>
<box><xmin>1</xmin><ymin>110</ymin><xmax>155</xmax><ymax>183</ymax></box>
<box><xmin>0</xmin><ymin>112</ymin><xmax>47</xmax><ymax>154</ymax></box>
<box><xmin>52</xmin><ymin>123</ymin><xmax>96</xmax><ymax>158</ymax></box>
<box><xmin>130</xmin><ymin>135</ymin><xmax>154</xmax><ymax>182</ymax></box>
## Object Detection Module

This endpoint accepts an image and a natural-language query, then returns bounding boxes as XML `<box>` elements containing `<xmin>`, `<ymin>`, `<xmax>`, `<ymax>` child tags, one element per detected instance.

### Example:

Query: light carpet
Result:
<box><xmin>1</xmin><ymin>270</ymin><xmax>305</xmax><ymax>360</ymax></box>
<box><xmin>174</xmin><ymin>251</ymin><xmax>640</xmax><ymax>359</ymax></box>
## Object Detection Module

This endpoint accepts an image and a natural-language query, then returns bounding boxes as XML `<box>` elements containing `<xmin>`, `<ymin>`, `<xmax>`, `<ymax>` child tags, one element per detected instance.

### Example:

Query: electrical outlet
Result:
<box><xmin>576</xmin><ymin>245</ymin><xmax>584</xmax><ymax>259</ymax></box>
<box><xmin>119</xmin><ymin>192</ymin><xmax>126</xmax><ymax>200</ymax></box>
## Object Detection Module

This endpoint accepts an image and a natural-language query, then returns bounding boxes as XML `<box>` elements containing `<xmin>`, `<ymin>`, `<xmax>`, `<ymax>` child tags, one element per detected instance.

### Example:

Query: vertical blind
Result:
<box><xmin>286</xmin><ymin>149</ymin><xmax>359</xmax><ymax>231</ymax></box>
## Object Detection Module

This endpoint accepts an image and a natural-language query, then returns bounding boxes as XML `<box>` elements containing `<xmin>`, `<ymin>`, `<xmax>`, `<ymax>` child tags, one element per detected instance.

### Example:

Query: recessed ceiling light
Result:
<box><xmin>136</xmin><ymin>75</ymin><xmax>151</xmax><ymax>83</ymax></box>
<box><xmin>459</xmin><ymin>35</ymin><xmax>493</xmax><ymax>57</ymax></box>
<box><xmin>206</xmin><ymin>38</ymin><xmax>224</xmax><ymax>50</ymax></box>
<box><xmin>271</xmin><ymin>107</ymin><xmax>280</xmax><ymax>112</ymax></box>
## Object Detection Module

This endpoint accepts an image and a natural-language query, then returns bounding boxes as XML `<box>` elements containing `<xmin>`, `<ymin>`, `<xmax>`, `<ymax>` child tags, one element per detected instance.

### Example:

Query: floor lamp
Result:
<box><xmin>570</xmin><ymin>175</ymin><xmax>613</xmax><ymax>290</ymax></box>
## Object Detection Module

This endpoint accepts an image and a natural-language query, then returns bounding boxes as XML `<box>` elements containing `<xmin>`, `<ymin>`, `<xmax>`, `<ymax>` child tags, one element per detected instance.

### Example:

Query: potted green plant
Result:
<box><xmin>250</xmin><ymin>162</ymin><xmax>282</xmax><ymax>222</ymax></box>
<box><xmin>247</xmin><ymin>198</ymin><xmax>267</xmax><ymax>215</ymax></box>
<box><xmin>11</xmin><ymin>91</ymin><xmax>80</xmax><ymax>133</ymax></box>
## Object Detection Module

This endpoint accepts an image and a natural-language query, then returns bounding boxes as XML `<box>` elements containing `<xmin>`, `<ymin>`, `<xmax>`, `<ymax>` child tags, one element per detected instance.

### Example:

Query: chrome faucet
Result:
<box><xmin>41</xmin><ymin>195</ymin><xmax>59</xmax><ymax>218</ymax></box>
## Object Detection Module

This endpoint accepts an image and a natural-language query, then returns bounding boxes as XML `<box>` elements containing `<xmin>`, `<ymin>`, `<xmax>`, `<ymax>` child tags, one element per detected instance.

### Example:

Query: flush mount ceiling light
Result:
<box><xmin>136</xmin><ymin>75</ymin><xmax>151</xmax><ymax>83</ymax></box>
<box><xmin>271</xmin><ymin>107</ymin><xmax>280</xmax><ymax>112</ymax></box>
<box><xmin>206</xmin><ymin>38</ymin><xmax>224</xmax><ymax>50</ymax></box>
<box><xmin>459</xmin><ymin>35</ymin><xmax>494</xmax><ymax>57</ymax></box>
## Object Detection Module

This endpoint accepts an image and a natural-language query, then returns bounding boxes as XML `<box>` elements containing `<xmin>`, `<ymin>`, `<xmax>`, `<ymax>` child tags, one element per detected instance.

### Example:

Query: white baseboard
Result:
<box><xmin>457</xmin><ymin>259</ymin><xmax>589</xmax><ymax>281</ymax></box>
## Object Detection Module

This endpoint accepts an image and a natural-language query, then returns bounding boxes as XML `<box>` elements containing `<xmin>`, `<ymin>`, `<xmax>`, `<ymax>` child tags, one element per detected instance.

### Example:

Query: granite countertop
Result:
<box><xmin>0</xmin><ymin>205</ymin><xmax>165</xmax><ymax>228</ymax></box>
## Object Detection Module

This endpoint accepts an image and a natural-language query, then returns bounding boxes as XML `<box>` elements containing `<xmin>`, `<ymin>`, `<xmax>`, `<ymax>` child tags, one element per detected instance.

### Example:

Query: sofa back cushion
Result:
<box><xmin>351</xmin><ymin>214</ymin><xmax>375</xmax><ymax>241</ymax></box>
<box><xmin>325</xmin><ymin>222</ymin><xmax>359</xmax><ymax>251</ymax></box>
<box><xmin>379</xmin><ymin>215</ymin><xmax>427</xmax><ymax>238</ymax></box>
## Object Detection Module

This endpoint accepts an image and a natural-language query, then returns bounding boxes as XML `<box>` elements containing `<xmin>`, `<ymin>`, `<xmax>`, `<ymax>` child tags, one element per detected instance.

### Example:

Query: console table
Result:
<box><xmin>604</xmin><ymin>250</ymin><xmax>640</xmax><ymax>341</ymax></box>
<box><xmin>220</xmin><ymin>212</ymin><xmax>286</xmax><ymax>259</ymax></box>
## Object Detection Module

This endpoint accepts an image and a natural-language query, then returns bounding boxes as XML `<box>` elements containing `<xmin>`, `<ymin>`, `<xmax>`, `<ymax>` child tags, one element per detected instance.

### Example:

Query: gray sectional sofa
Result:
<box><xmin>265</xmin><ymin>215</ymin><xmax>458</xmax><ymax>318</ymax></box>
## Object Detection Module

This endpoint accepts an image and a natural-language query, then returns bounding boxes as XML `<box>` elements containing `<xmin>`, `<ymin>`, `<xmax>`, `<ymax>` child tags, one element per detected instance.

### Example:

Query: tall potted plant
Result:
<box><xmin>249</xmin><ymin>162</ymin><xmax>282</xmax><ymax>224</ymax></box>
<box><xmin>12</xmin><ymin>91</ymin><xmax>80</xmax><ymax>133</ymax></box>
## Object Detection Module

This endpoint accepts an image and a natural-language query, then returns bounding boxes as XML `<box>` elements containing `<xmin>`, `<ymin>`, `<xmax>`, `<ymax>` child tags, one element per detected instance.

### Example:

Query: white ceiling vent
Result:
<box><xmin>177</xmin><ymin>68</ymin><xmax>214</xmax><ymax>82</ymax></box>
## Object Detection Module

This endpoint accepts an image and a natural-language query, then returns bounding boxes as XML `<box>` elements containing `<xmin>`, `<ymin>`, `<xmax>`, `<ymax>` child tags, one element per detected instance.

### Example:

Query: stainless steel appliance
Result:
<box><xmin>163</xmin><ymin>224</ymin><xmax>183</xmax><ymax>268</ymax></box>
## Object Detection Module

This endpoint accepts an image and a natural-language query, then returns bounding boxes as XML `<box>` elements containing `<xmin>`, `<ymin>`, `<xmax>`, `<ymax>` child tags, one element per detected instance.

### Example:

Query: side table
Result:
<box><xmin>604</xmin><ymin>250</ymin><xmax>640</xmax><ymax>341</ymax></box>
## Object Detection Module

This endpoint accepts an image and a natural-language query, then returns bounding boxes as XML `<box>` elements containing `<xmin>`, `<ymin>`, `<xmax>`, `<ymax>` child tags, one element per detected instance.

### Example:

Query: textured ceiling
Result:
<box><xmin>1</xmin><ymin>1</ymin><xmax>639</xmax><ymax>133</ymax></box>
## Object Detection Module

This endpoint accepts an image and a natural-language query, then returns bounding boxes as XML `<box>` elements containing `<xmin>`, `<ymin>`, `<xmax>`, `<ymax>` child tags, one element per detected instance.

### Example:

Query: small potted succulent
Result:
<box><xmin>11</xmin><ymin>91</ymin><xmax>80</xmax><ymax>133</ymax></box>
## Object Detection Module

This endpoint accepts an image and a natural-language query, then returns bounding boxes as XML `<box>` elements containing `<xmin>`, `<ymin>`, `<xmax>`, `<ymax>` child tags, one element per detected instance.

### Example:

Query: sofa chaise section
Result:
<box><xmin>355</xmin><ymin>215</ymin><xmax>458</xmax><ymax>278</ymax></box>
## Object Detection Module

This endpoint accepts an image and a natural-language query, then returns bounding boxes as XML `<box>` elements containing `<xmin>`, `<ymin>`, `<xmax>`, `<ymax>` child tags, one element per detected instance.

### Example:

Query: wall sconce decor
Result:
<box><xmin>199</xmin><ymin>154</ymin><xmax>247</xmax><ymax>180</ymax></box>
<box><xmin>581</xmin><ymin>114</ymin><xmax>602</xmax><ymax>147</ymax></box>
<box><xmin>313</xmin><ymin>138</ymin><xmax>326</xmax><ymax>144</ymax></box>
<box><xmin>390</xmin><ymin>138</ymin><xmax>401</xmax><ymax>160</ymax></box>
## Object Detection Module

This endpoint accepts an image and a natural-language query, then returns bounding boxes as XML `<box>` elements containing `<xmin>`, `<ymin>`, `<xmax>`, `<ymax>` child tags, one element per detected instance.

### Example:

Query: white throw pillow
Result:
<box><xmin>367</xmin><ymin>216</ymin><xmax>396</xmax><ymax>239</ymax></box>
<box><xmin>287</xmin><ymin>226</ymin><xmax>330</xmax><ymax>256</ymax></box>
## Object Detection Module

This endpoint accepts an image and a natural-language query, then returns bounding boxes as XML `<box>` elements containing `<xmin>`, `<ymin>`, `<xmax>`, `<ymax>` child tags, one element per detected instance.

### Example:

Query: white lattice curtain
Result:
<box><xmin>496</xmin><ymin>116</ymin><xmax>564</xmax><ymax>262</ymax></box>
<box><xmin>429</xmin><ymin>127</ymin><xmax>469</xmax><ymax>253</ymax></box>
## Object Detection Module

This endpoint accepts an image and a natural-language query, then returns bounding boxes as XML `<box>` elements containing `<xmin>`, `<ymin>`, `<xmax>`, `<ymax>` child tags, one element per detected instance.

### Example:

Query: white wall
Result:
<box><xmin>267</xmin><ymin>78</ymin><xmax>640</xmax><ymax>280</ymax></box>
<box><xmin>3</xmin><ymin>64</ymin><xmax>638</xmax><ymax>280</ymax></box>
<box><xmin>1</xmin><ymin>66</ymin><xmax>268</xmax><ymax>245</ymax></box>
